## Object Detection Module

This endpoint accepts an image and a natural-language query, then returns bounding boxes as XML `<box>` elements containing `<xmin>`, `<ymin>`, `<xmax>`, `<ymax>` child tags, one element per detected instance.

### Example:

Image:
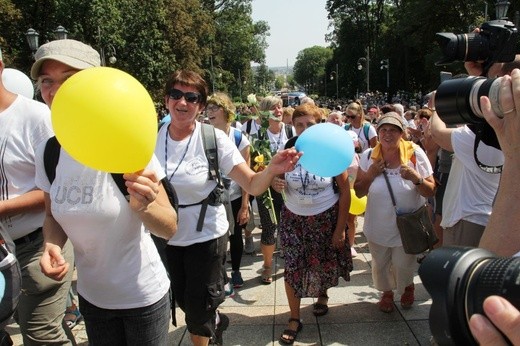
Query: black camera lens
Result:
<box><xmin>435</xmin><ymin>77</ymin><xmax>500</xmax><ymax>125</ymax></box>
<box><xmin>435</xmin><ymin>20</ymin><xmax>518</xmax><ymax>66</ymax></box>
<box><xmin>436</xmin><ymin>32</ymin><xmax>491</xmax><ymax>65</ymax></box>
<box><xmin>419</xmin><ymin>247</ymin><xmax>520</xmax><ymax>345</ymax></box>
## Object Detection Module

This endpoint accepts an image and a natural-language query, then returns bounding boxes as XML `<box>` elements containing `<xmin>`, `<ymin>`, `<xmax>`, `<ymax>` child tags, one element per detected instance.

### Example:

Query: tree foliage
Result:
<box><xmin>0</xmin><ymin>0</ymin><xmax>269</xmax><ymax>105</ymax></box>
<box><xmin>293</xmin><ymin>46</ymin><xmax>333</xmax><ymax>94</ymax></box>
<box><xmin>321</xmin><ymin>0</ymin><xmax>518</xmax><ymax>99</ymax></box>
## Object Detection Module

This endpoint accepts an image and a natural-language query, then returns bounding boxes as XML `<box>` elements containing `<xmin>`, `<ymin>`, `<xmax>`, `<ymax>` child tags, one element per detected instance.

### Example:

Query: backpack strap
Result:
<box><xmin>44</xmin><ymin>136</ymin><xmax>129</xmax><ymax>200</ymax></box>
<box><xmin>233</xmin><ymin>128</ymin><xmax>242</xmax><ymax>147</ymax></box>
<box><xmin>363</xmin><ymin>122</ymin><xmax>371</xmax><ymax>141</ymax></box>
<box><xmin>43</xmin><ymin>136</ymin><xmax>61</xmax><ymax>184</ymax></box>
<box><xmin>197</xmin><ymin>123</ymin><xmax>223</xmax><ymax>232</ymax></box>
<box><xmin>111</xmin><ymin>174</ymin><xmax>130</xmax><ymax>201</ymax></box>
<box><xmin>284</xmin><ymin>124</ymin><xmax>294</xmax><ymax>139</ymax></box>
<box><xmin>201</xmin><ymin>123</ymin><xmax>221</xmax><ymax>184</ymax></box>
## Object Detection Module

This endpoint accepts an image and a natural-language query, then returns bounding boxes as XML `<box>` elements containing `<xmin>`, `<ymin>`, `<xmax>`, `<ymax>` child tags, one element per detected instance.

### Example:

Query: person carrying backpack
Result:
<box><xmin>344</xmin><ymin>101</ymin><xmax>378</xmax><ymax>152</ymax></box>
<box><xmin>206</xmin><ymin>92</ymin><xmax>251</xmax><ymax>291</ymax></box>
<box><xmin>34</xmin><ymin>39</ymin><xmax>177</xmax><ymax>346</ymax></box>
<box><xmin>243</xmin><ymin>95</ymin><xmax>294</xmax><ymax>285</ymax></box>
<box><xmin>157</xmin><ymin>70</ymin><xmax>301</xmax><ymax>346</ymax></box>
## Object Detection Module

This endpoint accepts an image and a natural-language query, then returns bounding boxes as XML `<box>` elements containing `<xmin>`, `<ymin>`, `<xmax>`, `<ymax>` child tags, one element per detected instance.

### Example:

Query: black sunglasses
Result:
<box><xmin>346</xmin><ymin>115</ymin><xmax>357</xmax><ymax>119</ymax></box>
<box><xmin>169</xmin><ymin>88</ymin><xmax>202</xmax><ymax>104</ymax></box>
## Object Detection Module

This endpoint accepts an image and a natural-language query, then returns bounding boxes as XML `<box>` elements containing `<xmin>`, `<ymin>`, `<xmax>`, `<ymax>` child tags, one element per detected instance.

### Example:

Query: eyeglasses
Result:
<box><xmin>205</xmin><ymin>104</ymin><xmax>221</xmax><ymax>112</ymax></box>
<box><xmin>169</xmin><ymin>88</ymin><xmax>202</xmax><ymax>104</ymax></box>
<box><xmin>346</xmin><ymin>115</ymin><xmax>357</xmax><ymax>119</ymax></box>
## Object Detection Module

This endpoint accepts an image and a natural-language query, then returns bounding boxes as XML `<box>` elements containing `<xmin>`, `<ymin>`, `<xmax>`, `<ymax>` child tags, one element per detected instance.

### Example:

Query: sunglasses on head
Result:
<box><xmin>169</xmin><ymin>88</ymin><xmax>202</xmax><ymax>104</ymax></box>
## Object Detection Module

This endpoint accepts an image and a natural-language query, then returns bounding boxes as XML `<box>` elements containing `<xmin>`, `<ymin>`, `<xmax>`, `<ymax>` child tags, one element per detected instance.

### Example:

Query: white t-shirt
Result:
<box><xmin>284</xmin><ymin>163</ymin><xmax>338</xmax><ymax>216</ymax></box>
<box><xmin>441</xmin><ymin>125</ymin><xmax>503</xmax><ymax>228</ymax></box>
<box><xmin>35</xmin><ymin>147</ymin><xmax>169</xmax><ymax>309</ymax></box>
<box><xmin>360</xmin><ymin>146</ymin><xmax>433</xmax><ymax>247</ymax></box>
<box><xmin>267</xmin><ymin>124</ymin><xmax>291</xmax><ymax>153</ymax></box>
<box><xmin>0</xmin><ymin>96</ymin><xmax>52</xmax><ymax>240</ymax></box>
<box><xmin>155</xmin><ymin>122</ymin><xmax>245</xmax><ymax>246</ymax></box>
<box><xmin>244</xmin><ymin>120</ymin><xmax>291</xmax><ymax>153</ymax></box>
<box><xmin>346</xmin><ymin>123</ymin><xmax>377</xmax><ymax>152</ymax></box>
<box><xmin>226</xmin><ymin>127</ymin><xmax>250</xmax><ymax>201</ymax></box>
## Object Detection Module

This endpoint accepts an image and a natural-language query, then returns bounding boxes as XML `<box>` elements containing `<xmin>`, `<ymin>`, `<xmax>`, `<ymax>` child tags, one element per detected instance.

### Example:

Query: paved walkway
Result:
<box><xmin>6</xmin><ymin>216</ymin><xmax>434</xmax><ymax>345</ymax></box>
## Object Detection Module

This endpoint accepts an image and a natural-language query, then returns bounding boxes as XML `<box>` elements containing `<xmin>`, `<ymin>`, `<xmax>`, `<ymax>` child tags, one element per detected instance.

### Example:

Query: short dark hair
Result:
<box><xmin>164</xmin><ymin>70</ymin><xmax>208</xmax><ymax>107</ymax></box>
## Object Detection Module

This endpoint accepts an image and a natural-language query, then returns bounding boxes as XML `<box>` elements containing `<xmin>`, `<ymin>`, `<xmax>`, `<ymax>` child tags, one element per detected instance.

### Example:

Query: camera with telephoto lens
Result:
<box><xmin>418</xmin><ymin>246</ymin><xmax>520</xmax><ymax>346</ymax></box>
<box><xmin>434</xmin><ymin>75</ymin><xmax>505</xmax><ymax>149</ymax></box>
<box><xmin>436</xmin><ymin>19</ymin><xmax>518</xmax><ymax>66</ymax></box>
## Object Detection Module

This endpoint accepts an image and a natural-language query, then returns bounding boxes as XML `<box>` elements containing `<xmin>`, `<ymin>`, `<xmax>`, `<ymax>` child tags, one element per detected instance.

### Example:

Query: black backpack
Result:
<box><xmin>43</xmin><ymin>136</ymin><xmax>179</xmax><ymax>211</ymax></box>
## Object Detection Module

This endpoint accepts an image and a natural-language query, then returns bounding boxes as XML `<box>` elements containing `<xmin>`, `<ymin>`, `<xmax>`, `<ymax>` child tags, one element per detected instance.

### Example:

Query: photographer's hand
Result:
<box><xmin>481</xmin><ymin>72</ymin><xmax>520</xmax><ymax>159</ymax></box>
<box><xmin>480</xmin><ymin>69</ymin><xmax>520</xmax><ymax>256</ymax></box>
<box><xmin>469</xmin><ymin>296</ymin><xmax>520</xmax><ymax>346</ymax></box>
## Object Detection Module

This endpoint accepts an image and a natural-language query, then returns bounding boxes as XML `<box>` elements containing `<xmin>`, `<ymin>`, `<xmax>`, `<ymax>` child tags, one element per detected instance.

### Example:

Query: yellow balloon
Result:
<box><xmin>349</xmin><ymin>189</ymin><xmax>367</xmax><ymax>215</ymax></box>
<box><xmin>51</xmin><ymin>67</ymin><xmax>157</xmax><ymax>173</ymax></box>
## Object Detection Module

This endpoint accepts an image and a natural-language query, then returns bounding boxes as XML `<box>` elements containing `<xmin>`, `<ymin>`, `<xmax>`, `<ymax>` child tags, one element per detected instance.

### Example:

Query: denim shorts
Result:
<box><xmin>79</xmin><ymin>292</ymin><xmax>170</xmax><ymax>346</ymax></box>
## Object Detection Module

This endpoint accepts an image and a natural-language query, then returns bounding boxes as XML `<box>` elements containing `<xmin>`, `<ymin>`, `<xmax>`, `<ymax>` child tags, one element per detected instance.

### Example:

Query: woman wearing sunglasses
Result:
<box><xmin>344</xmin><ymin>101</ymin><xmax>378</xmax><ymax>152</ymax></box>
<box><xmin>156</xmin><ymin>70</ymin><xmax>301</xmax><ymax>346</ymax></box>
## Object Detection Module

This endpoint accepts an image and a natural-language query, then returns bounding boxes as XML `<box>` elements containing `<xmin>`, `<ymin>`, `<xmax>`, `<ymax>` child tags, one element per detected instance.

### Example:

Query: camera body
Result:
<box><xmin>436</xmin><ymin>19</ymin><xmax>518</xmax><ymax>66</ymax></box>
<box><xmin>419</xmin><ymin>247</ymin><xmax>520</xmax><ymax>345</ymax></box>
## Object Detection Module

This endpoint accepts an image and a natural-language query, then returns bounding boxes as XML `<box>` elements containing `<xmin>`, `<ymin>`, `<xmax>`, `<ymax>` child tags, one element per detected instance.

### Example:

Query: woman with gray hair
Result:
<box><xmin>244</xmin><ymin>95</ymin><xmax>295</xmax><ymax>284</ymax></box>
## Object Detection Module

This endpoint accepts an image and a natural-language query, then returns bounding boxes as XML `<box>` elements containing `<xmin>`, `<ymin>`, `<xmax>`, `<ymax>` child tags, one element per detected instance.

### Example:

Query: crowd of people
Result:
<box><xmin>0</xmin><ymin>36</ymin><xmax>519</xmax><ymax>346</ymax></box>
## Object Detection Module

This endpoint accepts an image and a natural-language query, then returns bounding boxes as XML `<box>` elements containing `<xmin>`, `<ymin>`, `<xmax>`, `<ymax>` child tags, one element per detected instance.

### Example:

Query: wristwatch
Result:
<box><xmin>414</xmin><ymin>177</ymin><xmax>424</xmax><ymax>186</ymax></box>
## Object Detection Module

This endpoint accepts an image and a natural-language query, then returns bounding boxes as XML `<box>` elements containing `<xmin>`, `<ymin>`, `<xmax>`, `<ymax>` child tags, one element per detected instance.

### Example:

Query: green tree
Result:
<box><xmin>211</xmin><ymin>0</ymin><xmax>269</xmax><ymax>100</ymax></box>
<box><xmin>293</xmin><ymin>46</ymin><xmax>332</xmax><ymax>96</ymax></box>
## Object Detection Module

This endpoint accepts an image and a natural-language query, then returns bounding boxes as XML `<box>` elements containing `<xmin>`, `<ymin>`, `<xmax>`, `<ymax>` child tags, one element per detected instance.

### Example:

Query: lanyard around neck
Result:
<box><xmin>164</xmin><ymin>124</ymin><xmax>194</xmax><ymax>181</ymax></box>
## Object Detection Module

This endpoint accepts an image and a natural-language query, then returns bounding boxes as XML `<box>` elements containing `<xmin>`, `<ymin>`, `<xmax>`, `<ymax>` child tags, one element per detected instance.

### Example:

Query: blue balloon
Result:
<box><xmin>295</xmin><ymin>123</ymin><xmax>355</xmax><ymax>177</ymax></box>
<box><xmin>0</xmin><ymin>272</ymin><xmax>5</xmax><ymax>302</ymax></box>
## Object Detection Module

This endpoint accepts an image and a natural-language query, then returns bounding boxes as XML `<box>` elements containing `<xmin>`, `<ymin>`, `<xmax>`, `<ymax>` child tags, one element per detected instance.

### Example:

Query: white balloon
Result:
<box><xmin>2</xmin><ymin>68</ymin><xmax>34</xmax><ymax>99</ymax></box>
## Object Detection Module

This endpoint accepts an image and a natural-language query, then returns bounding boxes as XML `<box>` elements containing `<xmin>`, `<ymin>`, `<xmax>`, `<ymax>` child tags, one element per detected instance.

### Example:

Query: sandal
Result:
<box><xmin>313</xmin><ymin>294</ymin><xmax>329</xmax><ymax>316</ymax></box>
<box><xmin>261</xmin><ymin>265</ymin><xmax>272</xmax><ymax>285</ymax></box>
<box><xmin>378</xmin><ymin>291</ymin><xmax>394</xmax><ymax>313</ymax></box>
<box><xmin>64</xmin><ymin>305</ymin><xmax>83</xmax><ymax>329</ymax></box>
<box><xmin>279</xmin><ymin>318</ymin><xmax>303</xmax><ymax>345</ymax></box>
<box><xmin>400</xmin><ymin>284</ymin><xmax>415</xmax><ymax>309</ymax></box>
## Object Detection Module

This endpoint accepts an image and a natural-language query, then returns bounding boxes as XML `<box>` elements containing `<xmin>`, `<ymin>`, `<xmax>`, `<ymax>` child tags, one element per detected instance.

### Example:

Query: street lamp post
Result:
<box><xmin>329</xmin><ymin>63</ymin><xmax>339</xmax><ymax>99</ymax></box>
<box><xmin>495</xmin><ymin>0</ymin><xmax>510</xmax><ymax>19</ymax></box>
<box><xmin>357</xmin><ymin>48</ymin><xmax>370</xmax><ymax>92</ymax></box>
<box><xmin>97</xmin><ymin>26</ymin><xmax>117</xmax><ymax>66</ymax></box>
<box><xmin>380</xmin><ymin>58</ymin><xmax>389</xmax><ymax>90</ymax></box>
<box><xmin>26</xmin><ymin>26</ymin><xmax>69</xmax><ymax>58</ymax></box>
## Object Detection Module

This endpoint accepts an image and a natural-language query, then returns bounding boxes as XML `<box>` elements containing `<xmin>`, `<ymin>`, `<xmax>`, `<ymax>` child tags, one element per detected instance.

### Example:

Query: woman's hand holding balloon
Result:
<box><xmin>123</xmin><ymin>170</ymin><xmax>160</xmax><ymax>212</ymax></box>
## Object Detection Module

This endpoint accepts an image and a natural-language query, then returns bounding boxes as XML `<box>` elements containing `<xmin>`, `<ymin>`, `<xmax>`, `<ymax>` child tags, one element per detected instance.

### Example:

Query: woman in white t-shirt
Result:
<box><xmin>35</xmin><ymin>40</ymin><xmax>177</xmax><ymax>345</ymax></box>
<box><xmin>273</xmin><ymin>103</ymin><xmax>353</xmax><ymax>345</ymax></box>
<box><xmin>354</xmin><ymin>113</ymin><xmax>435</xmax><ymax>314</ymax></box>
<box><xmin>157</xmin><ymin>70</ymin><xmax>301</xmax><ymax>346</ymax></box>
<box><xmin>207</xmin><ymin>92</ymin><xmax>251</xmax><ymax>290</ymax></box>
<box><xmin>344</xmin><ymin>101</ymin><xmax>378</xmax><ymax>152</ymax></box>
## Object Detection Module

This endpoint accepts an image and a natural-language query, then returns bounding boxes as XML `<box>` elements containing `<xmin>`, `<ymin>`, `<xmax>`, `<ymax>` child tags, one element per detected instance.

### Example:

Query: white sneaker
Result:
<box><xmin>244</xmin><ymin>235</ymin><xmax>254</xmax><ymax>254</ymax></box>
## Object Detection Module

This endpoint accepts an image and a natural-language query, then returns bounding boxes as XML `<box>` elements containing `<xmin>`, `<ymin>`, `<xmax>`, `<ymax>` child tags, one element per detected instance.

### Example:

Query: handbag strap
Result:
<box><xmin>382</xmin><ymin>170</ymin><xmax>398</xmax><ymax>212</ymax></box>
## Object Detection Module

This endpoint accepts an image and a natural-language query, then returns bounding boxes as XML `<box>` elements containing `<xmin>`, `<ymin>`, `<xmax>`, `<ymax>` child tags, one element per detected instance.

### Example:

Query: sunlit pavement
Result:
<box><xmin>6</xmin><ymin>216</ymin><xmax>434</xmax><ymax>345</ymax></box>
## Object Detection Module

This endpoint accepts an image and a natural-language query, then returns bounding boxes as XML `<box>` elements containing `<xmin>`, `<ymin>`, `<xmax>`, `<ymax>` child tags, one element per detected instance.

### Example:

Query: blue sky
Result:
<box><xmin>251</xmin><ymin>0</ymin><xmax>330</xmax><ymax>67</ymax></box>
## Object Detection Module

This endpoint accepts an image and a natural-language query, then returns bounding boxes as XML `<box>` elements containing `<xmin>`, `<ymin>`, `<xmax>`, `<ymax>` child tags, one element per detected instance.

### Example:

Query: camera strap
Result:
<box><xmin>473</xmin><ymin>135</ymin><xmax>503</xmax><ymax>174</ymax></box>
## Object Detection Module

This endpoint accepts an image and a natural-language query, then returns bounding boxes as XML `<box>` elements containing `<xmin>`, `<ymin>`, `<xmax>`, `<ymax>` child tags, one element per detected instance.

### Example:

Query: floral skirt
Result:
<box><xmin>279</xmin><ymin>203</ymin><xmax>353</xmax><ymax>298</ymax></box>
